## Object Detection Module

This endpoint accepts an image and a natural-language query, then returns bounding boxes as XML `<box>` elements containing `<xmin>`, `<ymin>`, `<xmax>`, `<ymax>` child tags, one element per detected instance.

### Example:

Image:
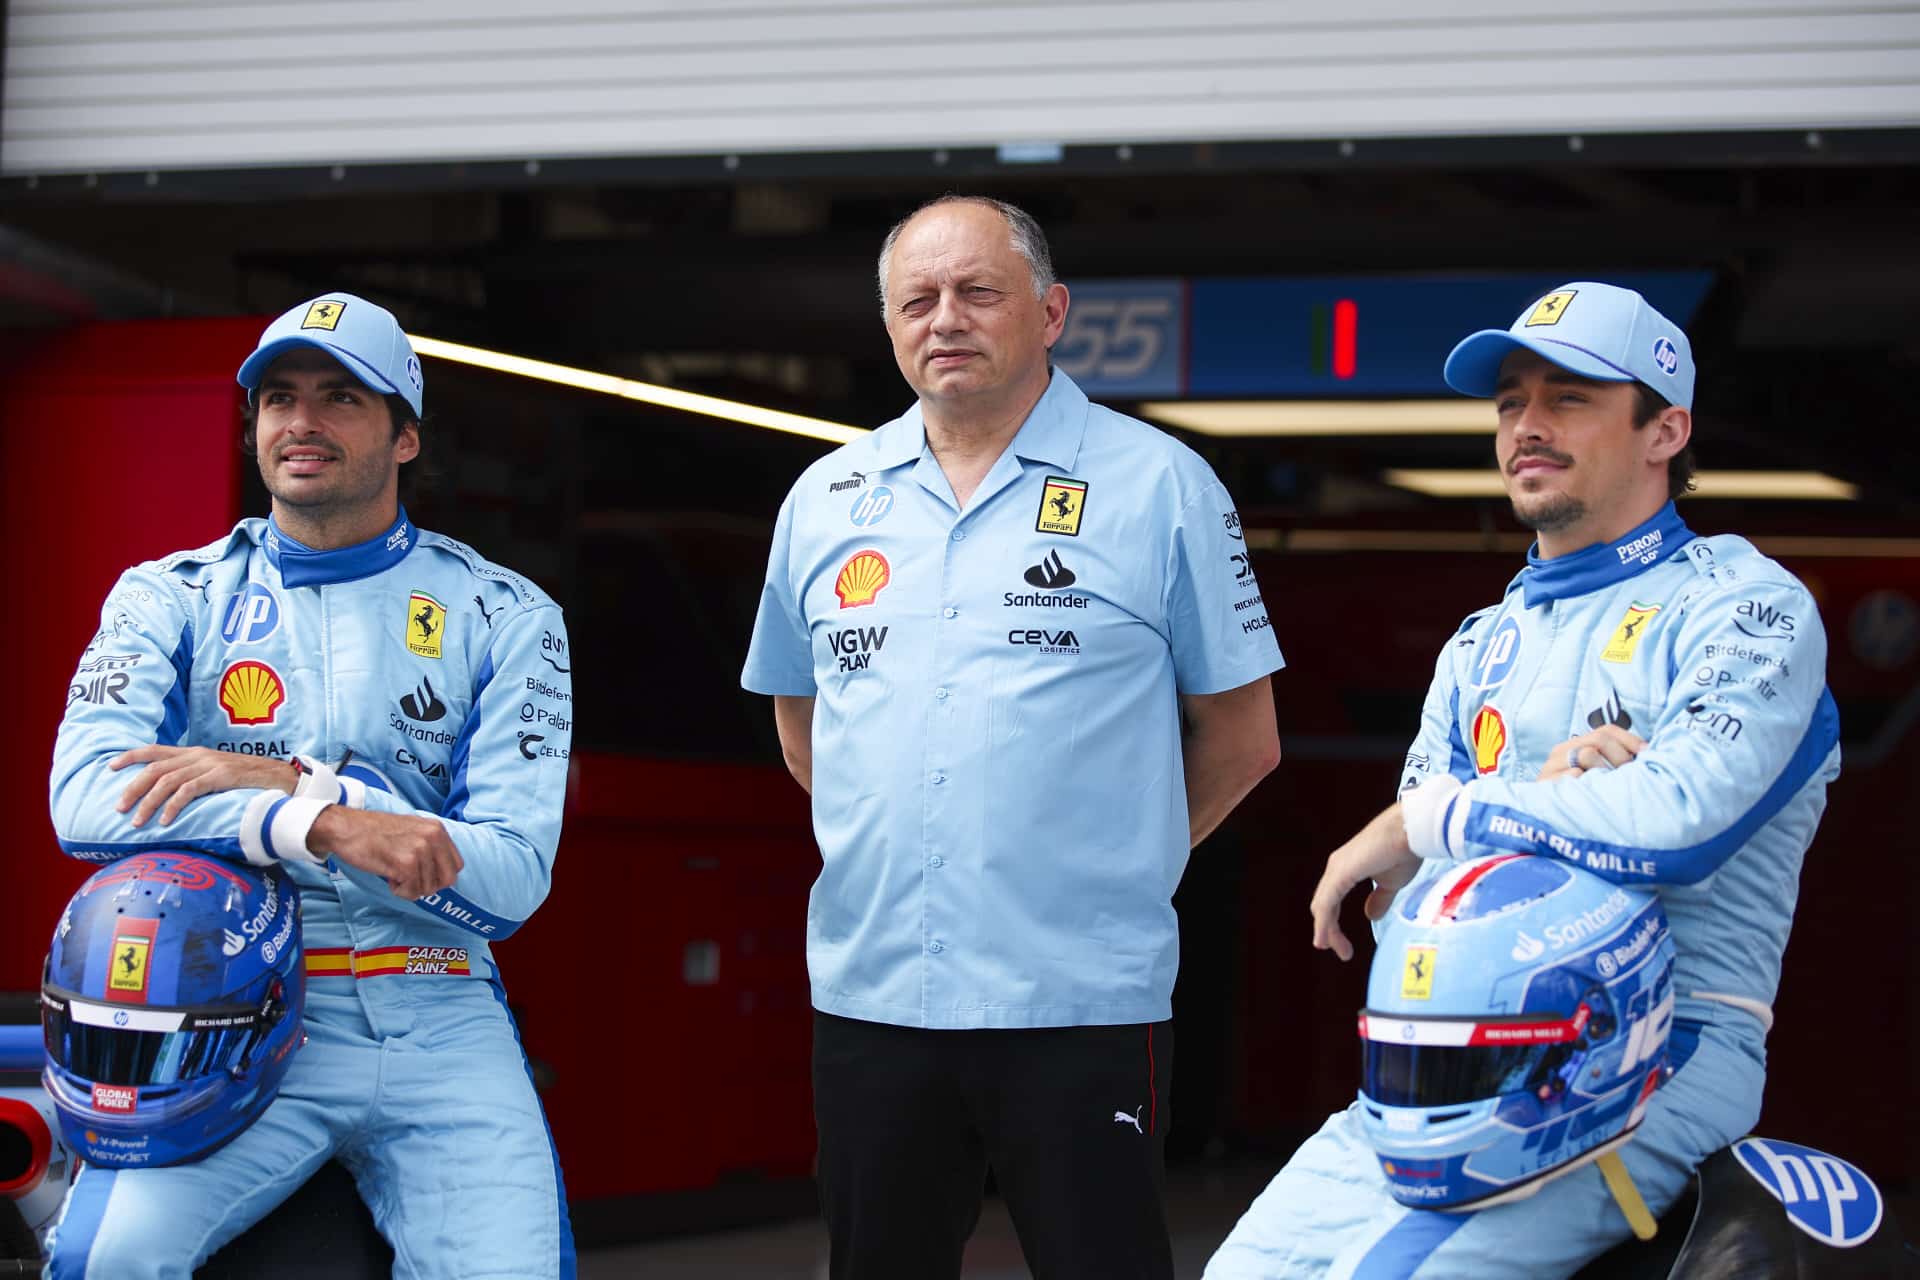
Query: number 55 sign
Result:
<box><xmin>1052</xmin><ymin>280</ymin><xmax>1185</xmax><ymax>398</ymax></box>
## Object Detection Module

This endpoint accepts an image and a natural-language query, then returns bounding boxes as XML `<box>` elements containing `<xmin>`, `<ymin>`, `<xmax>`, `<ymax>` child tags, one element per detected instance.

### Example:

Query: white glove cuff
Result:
<box><xmin>291</xmin><ymin>755</ymin><xmax>368</xmax><ymax>809</ymax></box>
<box><xmin>1401</xmin><ymin>775</ymin><xmax>1470</xmax><ymax>861</ymax></box>
<box><xmin>239</xmin><ymin>792</ymin><xmax>329</xmax><ymax>867</ymax></box>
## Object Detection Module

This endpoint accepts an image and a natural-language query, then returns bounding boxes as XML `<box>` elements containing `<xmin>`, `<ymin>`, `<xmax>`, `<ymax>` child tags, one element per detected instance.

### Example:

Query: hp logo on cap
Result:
<box><xmin>1651</xmin><ymin>337</ymin><xmax>1680</xmax><ymax>377</ymax></box>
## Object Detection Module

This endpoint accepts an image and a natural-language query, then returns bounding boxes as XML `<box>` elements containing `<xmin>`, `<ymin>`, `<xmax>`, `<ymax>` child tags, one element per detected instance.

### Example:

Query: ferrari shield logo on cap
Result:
<box><xmin>1524</xmin><ymin>291</ymin><xmax>1578</xmax><ymax>327</ymax></box>
<box><xmin>1036</xmin><ymin>477</ymin><xmax>1087</xmax><ymax>536</ymax></box>
<box><xmin>1401</xmin><ymin>944</ymin><xmax>1436</xmax><ymax>1000</ymax></box>
<box><xmin>406</xmin><ymin>591</ymin><xmax>446</xmax><ymax>660</ymax></box>
<box><xmin>300</xmin><ymin>300</ymin><xmax>346</xmax><ymax>331</ymax></box>
<box><xmin>1602</xmin><ymin>602</ymin><xmax>1662</xmax><ymax>664</ymax></box>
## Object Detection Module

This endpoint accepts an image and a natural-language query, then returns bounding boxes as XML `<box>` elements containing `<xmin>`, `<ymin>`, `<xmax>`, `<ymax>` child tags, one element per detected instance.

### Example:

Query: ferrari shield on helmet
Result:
<box><xmin>41</xmin><ymin>852</ymin><xmax>305</xmax><ymax>1168</ymax></box>
<box><xmin>1356</xmin><ymin>854</ymin><xmax>1675</xmax><ymax>1211</ymax></box>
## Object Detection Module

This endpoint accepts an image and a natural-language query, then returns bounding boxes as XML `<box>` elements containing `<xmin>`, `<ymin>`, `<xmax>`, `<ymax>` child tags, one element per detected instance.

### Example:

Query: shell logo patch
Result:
<box><xmin>834</xmin><ymin>550</ymin><xmax>891</xmax><ymax>609</ymax></box>
<box><xmin>1401</xmin><ymin>944</ymin><xmax>1436</xmax><ymax>1000</ymax></box>
<box><xmin>1524</xmin><ymin>291</ymin><xmax>1577</xmax><ymax>327</ymax></box>
<box><xmin>1036</xmin><ymin>477</ymin><xmax>1087</xmax><ymax>536</ymax></box>
<box><xmin>106</xmin><ymin>918</ymin><xmax>158</xmax><ymax>1004</ymax></box>
<box><xmin>1471</xmin><ymin>704</ymin><xmax>1507</xmax><ymax>775</ymax></box>
<box><xmin>300</xmin><ymin>300</ymin><xmax>346</xmax><ymax>330</ymax></box>
<box><xmin>406</xmin><ymin>591</ymin><xmax>446</xmax><ymax>659</ymax></box>
<box><xmin>1602</xmin><ymin>602</ymin><xmax>1661</xmax><ymax>664</ymax></box>
<box><xmin>219</xmin><ymin>660</ymin><xmax>285</xmax><ymax>726</ymax></box>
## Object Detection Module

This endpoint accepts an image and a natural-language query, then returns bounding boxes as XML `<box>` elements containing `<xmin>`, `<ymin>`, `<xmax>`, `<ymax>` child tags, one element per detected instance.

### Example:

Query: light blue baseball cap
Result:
<box><xmin>1443</xmin><ymin>281</ymin><xmax>1694</xmax><ymax>411</ymax></box>
<box><xmin>236</xmin><ymin>293</ymin><xmax>424</xmax><ymax>419</ymax></box>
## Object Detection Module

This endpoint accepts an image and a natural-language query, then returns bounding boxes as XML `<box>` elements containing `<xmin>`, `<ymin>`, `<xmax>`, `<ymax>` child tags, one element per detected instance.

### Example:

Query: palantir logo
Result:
<box><xmin>1732</xmin><ymin>1138</ymin><xmax>1883</xmax><ymax>1248</ymax></box>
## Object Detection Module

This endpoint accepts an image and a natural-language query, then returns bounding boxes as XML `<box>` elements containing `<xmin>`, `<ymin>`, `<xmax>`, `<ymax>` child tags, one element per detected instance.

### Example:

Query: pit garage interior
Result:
<box><xmin>2</xmin><ymin>2</ymin><xmax>1918</xmax><ymax>1274</ymax></box>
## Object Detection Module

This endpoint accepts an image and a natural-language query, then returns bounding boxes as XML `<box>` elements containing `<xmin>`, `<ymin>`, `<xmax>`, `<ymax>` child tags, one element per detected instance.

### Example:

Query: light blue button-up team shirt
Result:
<box><xmin>742</xmin><ymin>372</ymin><xmax>1285</xmax><ymax>1029</ymax></box>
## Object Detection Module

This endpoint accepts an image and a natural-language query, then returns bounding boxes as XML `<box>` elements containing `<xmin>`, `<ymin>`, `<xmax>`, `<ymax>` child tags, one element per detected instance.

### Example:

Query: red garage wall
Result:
<box><xmin>0</xmin><ymin>318</ymin><xmax>255</xmax><ymax>987</ymax></box>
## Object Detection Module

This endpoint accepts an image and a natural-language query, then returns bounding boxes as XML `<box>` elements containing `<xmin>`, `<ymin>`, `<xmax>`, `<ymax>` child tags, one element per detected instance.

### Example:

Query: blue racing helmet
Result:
<box><xmin>41</xmin><ymin>852</ymin><xmax>305</xmax><ymax>1168</ymax></box>
<box><xmin>1357</xmin><ymin>854</ymin><xmax>1675</xmax><ymax>1211</ymax></box>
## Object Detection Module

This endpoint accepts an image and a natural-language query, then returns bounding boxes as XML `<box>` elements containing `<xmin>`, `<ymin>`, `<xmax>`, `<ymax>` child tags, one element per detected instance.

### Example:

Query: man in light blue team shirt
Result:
<box><xmin>742</xmin><ymin>195</ymin><xmax>1284</xmax><ymax>1279</ymax></box>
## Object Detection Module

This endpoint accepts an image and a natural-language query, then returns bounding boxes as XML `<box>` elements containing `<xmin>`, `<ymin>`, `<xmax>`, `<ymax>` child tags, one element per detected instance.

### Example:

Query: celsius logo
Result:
<box><xmin>1510</xmin><ymin>931</ymin><xmax>1545</xmax><ymax>962</ymax></box>
<box><xmin>399</xmin><ymin>677</ymin><xmax>446</xmax><ymax>722</ymax></box>
<box><xmin>1024</xmin><ymin>551</ymin><xmax>1076</xmax><ymax>589</ymax></box>
<box><xmin>518</xmin><ymin>733</ymin><xmax>544</xmax><ymax>760</ymax></box>
<box><xmin>1734</xmin><ymin>599</ymin><xmax>1796</xmax><ymax>641</ymax></box>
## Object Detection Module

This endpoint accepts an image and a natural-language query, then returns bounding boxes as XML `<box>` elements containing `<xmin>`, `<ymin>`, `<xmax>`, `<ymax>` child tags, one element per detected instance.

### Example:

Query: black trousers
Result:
<box><xmin>812</xmin><ymin>1011</ymin><xmax>1175</xmax><ymax>1280</ymax></box>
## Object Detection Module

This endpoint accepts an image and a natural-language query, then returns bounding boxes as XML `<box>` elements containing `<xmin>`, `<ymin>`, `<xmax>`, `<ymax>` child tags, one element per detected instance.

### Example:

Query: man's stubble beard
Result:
<box><xmin>1511</xmin><ymin>491</ymin><xmax>1587</xmax><ymax>534</ymax></box>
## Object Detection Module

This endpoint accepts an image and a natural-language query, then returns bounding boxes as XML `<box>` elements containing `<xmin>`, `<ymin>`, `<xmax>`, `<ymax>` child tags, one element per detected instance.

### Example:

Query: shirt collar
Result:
<box><xmin>860</xmin><ymin>368</ymin><xmax>1089</xmax><ymax>475</ymax></box>
<box><xmin>264</xmin><ymin>508</ymin><xmax>416</xmax><ymax>587</ymax></box>
<box><xmin>1516</xmin><ymin>502</ymin><xmax>1694</xmax><ymax>608</ymax></box>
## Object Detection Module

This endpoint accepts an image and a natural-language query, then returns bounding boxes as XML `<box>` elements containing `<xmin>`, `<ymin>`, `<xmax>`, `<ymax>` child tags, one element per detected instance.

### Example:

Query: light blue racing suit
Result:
<box><xmin>1209</xmin><ymin>504</ymin><xmax>1839</xmax><ymax>1279</ymax></box>
<box><xmin>46</xmin><ymin>511</ymin><xmax>576</xmax><ymax>1280</ymax></box>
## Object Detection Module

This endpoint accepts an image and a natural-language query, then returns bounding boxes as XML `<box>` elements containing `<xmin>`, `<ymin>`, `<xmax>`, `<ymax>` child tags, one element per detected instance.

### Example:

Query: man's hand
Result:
<box><xmin>111</xmin><ymin>745</ymin><xmax>295</xmax><ymax>827</ymax></box>
<box><xmin>1538</xmin><ymin>725</ymin><xmax>1648</xmax><ymax>782</ymax></box>
<box><xmin>1309</xmin><ymin>803</ymin><xmax>1422</xmax><ymax>962</ymax></box>
<box><xmin>308</xmin><ymin>807</ymin><xmax>463</xmax><ymax>901</ymax></box>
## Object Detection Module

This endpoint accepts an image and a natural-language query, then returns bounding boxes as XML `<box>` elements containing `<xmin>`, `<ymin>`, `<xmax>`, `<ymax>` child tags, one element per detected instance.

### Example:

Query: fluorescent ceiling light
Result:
<box><xmin>1141</xmin><ymin>400</ymin><xmax>1491</xmax><ymax>437</ymax></box>
<box><xmin>1382</xmin><ymin>470</ymin><xmax>1860</xmax><ymax>501</ymax></box>
<box><xmin>409</xmin><ymin>334</ymin><xmax>868</xmax><ymax>445</ymax></box>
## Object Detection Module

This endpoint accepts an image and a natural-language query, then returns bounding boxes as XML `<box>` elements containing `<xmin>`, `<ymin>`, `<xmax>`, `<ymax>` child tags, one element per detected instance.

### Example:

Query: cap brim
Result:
<box><xmin>236</xmin><ymin>337</ymin><xmax>403</xmax><ymax>401</ymax></box>
<box><xmin>1443</xmin><ymin>330</ymin><xmax>1637</xmax><ymax>398</ymax></box>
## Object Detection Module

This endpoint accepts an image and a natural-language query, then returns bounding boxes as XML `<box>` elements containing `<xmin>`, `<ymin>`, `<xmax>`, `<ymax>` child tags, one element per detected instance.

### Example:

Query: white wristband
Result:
<box><xmin>1401</xmin><ymin>775</ymin><xmax>1469</xmax><ymax>861</ymax></box>
<box><xmin>291</xmin><ymin>755</ymin><xmax>368</xmax><ymax>809</ymax></box>
<box><xmin>240</xmin><ymin>791</ymin><xmax>329</xmax><ymax>867</ymax></box>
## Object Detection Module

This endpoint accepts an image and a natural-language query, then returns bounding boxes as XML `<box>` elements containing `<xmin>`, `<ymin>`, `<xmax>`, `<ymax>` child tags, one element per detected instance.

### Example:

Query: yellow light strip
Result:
<box><xmin>1382</xmin><ymin>469</ymin><xmax>1860</xmax><ymax>500</ymax></box>
<box><xmin>408</xmin><ymin>334</ymin><xmax>868</xmax><ymax>445</ymax></box>
<box><xmin>1141</xmin><ymin>399</ymin><xmax>1491</xmax><ymax>436</ymax></box>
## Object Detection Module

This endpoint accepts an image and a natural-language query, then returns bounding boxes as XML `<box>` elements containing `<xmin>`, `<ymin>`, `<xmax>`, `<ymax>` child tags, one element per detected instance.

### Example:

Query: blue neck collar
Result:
<box><xmin>265</xmin><ymin>509</ymin><xmax>416</xmax><ymax>587</ymax></box>
<box><xmin>1518</xmin><ymin>503</ymin><xmax>1693</xmax><ymax>608</ymax></box>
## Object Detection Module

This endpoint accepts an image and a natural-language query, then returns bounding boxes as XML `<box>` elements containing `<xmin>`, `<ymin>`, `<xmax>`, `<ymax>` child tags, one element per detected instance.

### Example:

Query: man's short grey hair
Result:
<box><xmin>876</xmin><ymin>195</ymin><xmax>1056</xmax><ymax>314</ymax></box>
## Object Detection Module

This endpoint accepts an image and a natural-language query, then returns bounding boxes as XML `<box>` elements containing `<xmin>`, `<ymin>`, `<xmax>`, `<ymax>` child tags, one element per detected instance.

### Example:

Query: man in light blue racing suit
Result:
<box><xmin>1207</xmin><ymin>282</ymin><xmax>1839</xmax><ymax>1278</ymax></box>
<box><xmin>46</xmin><ymin>294</ymin><xmax>576</xmax><ymax>1279</ymax></box>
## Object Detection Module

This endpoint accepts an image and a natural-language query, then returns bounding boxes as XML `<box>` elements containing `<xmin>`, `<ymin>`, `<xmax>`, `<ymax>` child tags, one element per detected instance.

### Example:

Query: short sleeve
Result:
<box><xmin>741</xmin><ymin>489</ymin><xmax>817</xmax><ymax>696</ymax></box>
<box><xmin>1163</xmin><ymin>479</ymin><xmax>1285</xmax><ymax>695</ymax></box>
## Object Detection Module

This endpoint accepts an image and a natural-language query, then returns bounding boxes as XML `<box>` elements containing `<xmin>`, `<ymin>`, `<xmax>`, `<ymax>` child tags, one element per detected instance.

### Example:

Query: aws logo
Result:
<box><xmin>1734</xmin><ymin>599</ymin><xmax>1796</xmax><ymax>642</ymax></box>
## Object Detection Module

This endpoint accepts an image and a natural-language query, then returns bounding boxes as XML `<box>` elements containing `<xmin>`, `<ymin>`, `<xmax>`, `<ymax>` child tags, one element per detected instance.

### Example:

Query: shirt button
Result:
<box><xmin>929</xmin><ymin>940</ymin><xmax>945</xmax><ymax>954</ymax></box>
<box><xmin>929</xmin><ymin>855</ymin><xmax>944</xmax><ymax>868</ymax></box>
<box><xmin>935</xmin><ymin>687</ymin><xmax>949</xmax><ymax>700</ymax></box>
<box><xmin>952</xmin><ymin>530</ymin><xmax>966</xmax><ymax>541</ymax></box>
<box><xmin>931</xmin><ymin>771</ymin><xmax>947</xmax><ymax>785</ymax></box>
<box><xmin>942</xmin><ymin>607</ymin><xmax>957</xmax><ymax>619</ymax></box>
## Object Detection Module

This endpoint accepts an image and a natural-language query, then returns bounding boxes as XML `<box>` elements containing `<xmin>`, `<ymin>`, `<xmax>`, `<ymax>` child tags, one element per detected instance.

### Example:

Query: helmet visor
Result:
<box><xmin>41</xmin><ymin>987</ymin><xmax>270</xmax><ymax>1088</ymax></box>
<box><xmin>1357</xmin><ymin>1008</ymin><xmax>1590</xmax><ymax>1108</ymax></box>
